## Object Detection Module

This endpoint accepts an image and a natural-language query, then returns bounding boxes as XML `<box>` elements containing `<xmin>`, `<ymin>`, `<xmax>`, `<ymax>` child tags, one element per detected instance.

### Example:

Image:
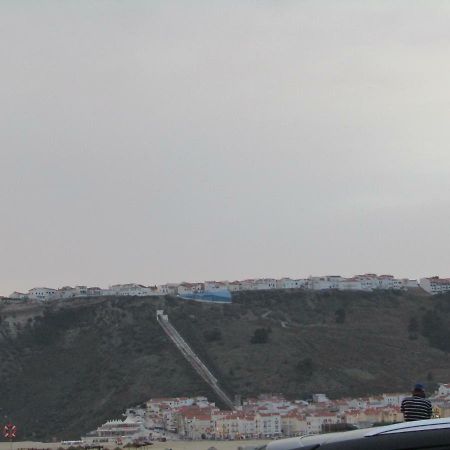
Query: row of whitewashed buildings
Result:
<box><xmin>7</xmin><ymin>275</ymin><xmax>450</xmax><ymax>302</ymax></box>
<box><xmin>83</xmin><ymin>384</ymin><xmax>450</xmax><ymax>443</ymax></box>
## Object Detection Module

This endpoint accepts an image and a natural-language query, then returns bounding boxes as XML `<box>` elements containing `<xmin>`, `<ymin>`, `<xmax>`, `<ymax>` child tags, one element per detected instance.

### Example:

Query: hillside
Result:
<box><xmin>1</xmin><ymin>289</ymin><xmax>450</xmax><ymax>440</ymax></box>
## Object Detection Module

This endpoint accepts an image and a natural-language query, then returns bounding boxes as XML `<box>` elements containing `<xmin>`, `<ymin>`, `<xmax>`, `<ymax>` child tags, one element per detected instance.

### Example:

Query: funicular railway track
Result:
<box><xmin>156</xmin><ymin>310</ymin><xmax>235</xmax><ymax>410</ymax></box>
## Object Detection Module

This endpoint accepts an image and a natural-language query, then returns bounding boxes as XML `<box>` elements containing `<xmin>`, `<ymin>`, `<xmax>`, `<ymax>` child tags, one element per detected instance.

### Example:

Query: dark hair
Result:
<box><xmin>413</xmin><ymin>388</ymin><xmax>426</xmax><ymax>398</ymax></box>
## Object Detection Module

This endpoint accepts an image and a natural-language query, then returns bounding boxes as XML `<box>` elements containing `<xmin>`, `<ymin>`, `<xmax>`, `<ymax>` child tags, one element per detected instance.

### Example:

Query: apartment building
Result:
<box><xmin>109</xmin><ymin>283</ymin><xmax>158</xmax><ymax>296</ymax></box>
<box><xmin>309</xmin><ymin>276</ymin><xmax>343</xmax><ymax>290</ymax></box>
<box><xmin>281</xmin><ymin>411</ymin><xmax>307</xmax><ymax>436</ymax></box>
<box><xmin>420</xmin><ymin>277</ymin><xmax>450</xmax><ymax>295</ymax></box>
<box><xmin>240</xmin><ymin>279</ymin><xmax>277</xmax><ymax>290</ymax></box>
<box><xmin>157</xmin><ymin>283</ymin><xmax>179</xmax><ymax>295</ymax></box>
<box><xmin>27</xmin><ymin>287</ymin><xmax>57</xmax><ymax>301</ymax></box>
<box><xmin>204</xmin><ymin>281</ymin><xmax>227</xmax><ymax>291</ymax></box>
<box><xmin>256</xmin><ymin>412</ymin><xmax>282</xmax><ymax>437</ymax></box>
<box><xmin>305</xmin><ymin>412</ymin><xmax>340</xmax><ymax>434</ymax></box>
<box><xmin>276</xmin><ymin>278</ymin><xmax>307</xmax><ymax>289</ymax></box>
<box><xmin>177</xmin><ymin>282</ymin><xmax>205</xmax><ymax>295</ymax></box>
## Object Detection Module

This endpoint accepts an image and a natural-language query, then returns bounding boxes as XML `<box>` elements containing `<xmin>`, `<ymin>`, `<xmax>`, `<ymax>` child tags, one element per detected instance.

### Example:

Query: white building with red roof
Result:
<box><xmin>305</xmin><ymin>411</ymin><xmax>341</xmax><ymax>434</ymax></box>
<box><xmin>156</xmin><ymin>283</ymin><xmax>179</xmax><ymax>295</ymax></box>
<box><xmin>309</xmin><ymin>276</ymin><xmax>343</xmax><ymax>290</ymax></box>
<box><xmin>177</xmin><ymin>282</ymin><xmax>204</xmax><ymax>295</ymax></box>
<box><xmin>204</xmin><ymin>281</ymin><xmax>228</xmax><ymax>291</ymax></box>
<box><xmin>255</xmin><ymin>412</ymin><xmax>282</xmax><ymax>437</ymax></box>
<box><xmin>28</xmin><ymin>287</ymin><xmax>57</xmax><ymax>301</ymax></box>
<box><xmin>420</xmin><ymin>276</ymin><xmax>450</xmax><ymax>295</ymax></box>
<box><xmin>276</xmin><ymin>278</ymin><xmax>307</xmax><ymax>289</ymax></box>
<box><xmin>281</xmin><ymin>411</ymin><xmax>307</xmax><ymax>436</ymax></box>
<box><xmin>226</xmin><ymin>281</ymin><xmax>242</xmax><ymax>292</ymax></box>
<box><xmin>239</xmin><ymin>278</ymin><xmax>277</xmax><ymax>291</ymax></box>
<box><xmin>213</xmin><ymin>411</ymin><xmax>257</xmax><ymax>439</ymax></box>
<box><xmin>179</xmin><ymin>411</ymin><xmax>214</xmax><ymax>440</ymax></box>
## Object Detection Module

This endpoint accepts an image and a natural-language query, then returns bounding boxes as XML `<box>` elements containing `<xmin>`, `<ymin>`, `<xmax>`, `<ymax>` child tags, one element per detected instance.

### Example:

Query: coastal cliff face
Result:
<box><xmin>1</xmin><ymin>289</ymin><xmax>450</xmax><ymax>440</ymax></box>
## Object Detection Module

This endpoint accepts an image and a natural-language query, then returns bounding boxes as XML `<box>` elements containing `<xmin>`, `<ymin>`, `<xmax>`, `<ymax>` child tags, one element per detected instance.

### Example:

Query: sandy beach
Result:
<box><xmin>0</xmin><ymin>440</ymin><xmax>271</xmax><ymax>450</ymax></box>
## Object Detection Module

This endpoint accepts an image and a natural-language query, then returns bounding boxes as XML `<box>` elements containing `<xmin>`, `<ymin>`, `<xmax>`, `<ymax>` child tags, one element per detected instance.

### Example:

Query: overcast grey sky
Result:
<box><xmin>1</xmin><ymin>1</ymin><xmax>449</xmax><ymax>295</ymax></box>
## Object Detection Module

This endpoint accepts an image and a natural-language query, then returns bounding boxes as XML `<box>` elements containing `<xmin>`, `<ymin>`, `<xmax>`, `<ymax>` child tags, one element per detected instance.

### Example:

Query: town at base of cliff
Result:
<box><xmin>82</xmin><ymin>383</ymin><xmax>450</xmax><ymax>444</ymax></box>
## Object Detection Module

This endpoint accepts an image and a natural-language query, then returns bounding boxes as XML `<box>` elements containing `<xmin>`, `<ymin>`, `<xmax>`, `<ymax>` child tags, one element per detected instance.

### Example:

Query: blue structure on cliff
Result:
<box><xmin>178</xmin><ymin>289</ymin><xmax>232</xmax><ymax>303</ymax></box>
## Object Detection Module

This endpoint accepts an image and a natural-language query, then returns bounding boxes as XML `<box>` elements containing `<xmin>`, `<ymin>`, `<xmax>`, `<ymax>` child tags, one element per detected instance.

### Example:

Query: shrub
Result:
<box><xmin>203</xmin><ymin>328</ymin><xmax>222</xmax><ymax>342</ymax></box>
<box><xmin>250</xmin><ymin>328</ymin><xmax>270</xmax><ymax>344</ymax></box>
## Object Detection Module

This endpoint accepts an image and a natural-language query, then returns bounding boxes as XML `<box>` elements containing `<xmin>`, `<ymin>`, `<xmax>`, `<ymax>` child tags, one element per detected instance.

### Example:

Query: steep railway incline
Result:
<box><xmin>156</xmin><ymin>310</ymin><xmax>235</xmax><ymax>410</ymax></box>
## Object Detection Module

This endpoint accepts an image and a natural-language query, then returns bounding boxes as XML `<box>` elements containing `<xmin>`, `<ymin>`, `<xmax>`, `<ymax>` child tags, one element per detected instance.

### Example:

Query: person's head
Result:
<box><xmin>413</xmin><ymin>383</ymin><xmax>426</xmax><ymax>397</ymax></box>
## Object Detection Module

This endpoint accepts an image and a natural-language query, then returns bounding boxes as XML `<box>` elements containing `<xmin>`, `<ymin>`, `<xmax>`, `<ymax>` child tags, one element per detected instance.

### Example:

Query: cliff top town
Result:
<box><xmin>4</xmin><ymin>274</ymin><xmax>450</xmax><ymax>302</ymax></box>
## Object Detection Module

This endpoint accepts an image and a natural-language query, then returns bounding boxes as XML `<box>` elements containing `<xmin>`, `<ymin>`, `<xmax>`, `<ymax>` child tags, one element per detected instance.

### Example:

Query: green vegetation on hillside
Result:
<box><xmin>1</xmin><ymin>289</ymin><xmax>450</xmax><ymax>440</ymax></box>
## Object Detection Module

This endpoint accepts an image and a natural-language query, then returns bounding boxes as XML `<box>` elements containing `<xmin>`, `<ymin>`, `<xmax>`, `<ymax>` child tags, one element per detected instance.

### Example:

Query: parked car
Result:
<box><xmin>265</xmin><ymin>418</ymin><xmax>450</xmax><ymax>449</ymax></box>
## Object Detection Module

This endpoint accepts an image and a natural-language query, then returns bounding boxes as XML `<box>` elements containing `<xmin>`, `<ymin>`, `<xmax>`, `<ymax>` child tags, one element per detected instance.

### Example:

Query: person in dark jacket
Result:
<box><xmin>401</xmin><ymin>383</ymin><xmax>432</xmax><ymax>421</ymax></box>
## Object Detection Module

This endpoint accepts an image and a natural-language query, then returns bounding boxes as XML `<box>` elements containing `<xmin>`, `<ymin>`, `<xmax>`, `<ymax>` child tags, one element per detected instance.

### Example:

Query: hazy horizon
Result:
<box><xmin>1</xmin><ymin>1</ymin><xmax>450</xmax><ymax>296</ymax></box>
